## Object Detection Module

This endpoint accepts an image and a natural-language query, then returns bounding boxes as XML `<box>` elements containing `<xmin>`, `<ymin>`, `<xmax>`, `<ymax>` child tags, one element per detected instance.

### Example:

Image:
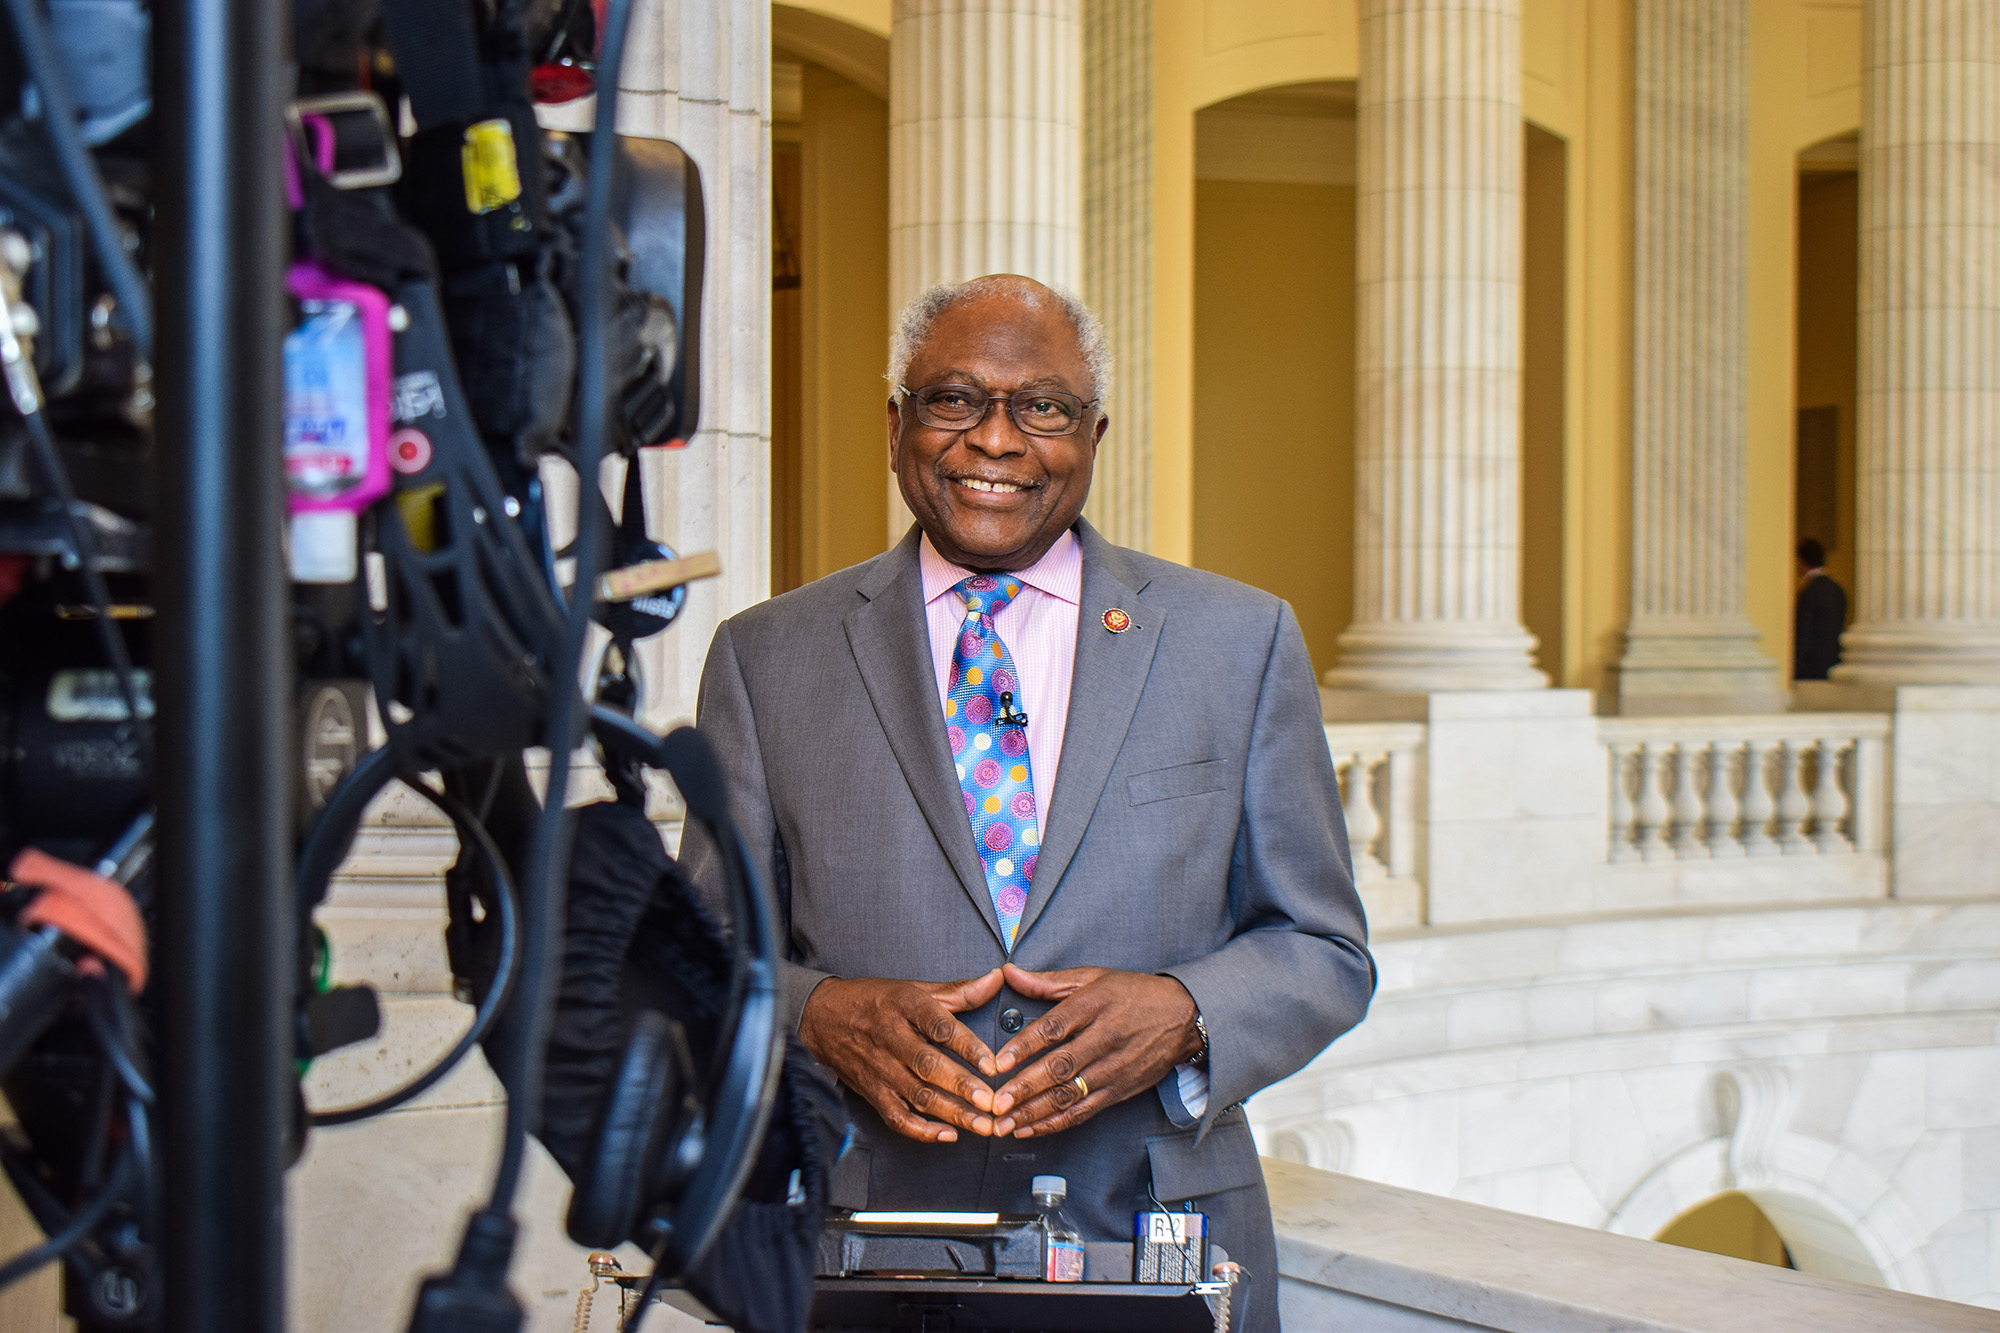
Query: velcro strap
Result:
<box><xmin>9</xmin><ymin>847</ymin><xmax>147</xmax><ymax>992</ymax></box>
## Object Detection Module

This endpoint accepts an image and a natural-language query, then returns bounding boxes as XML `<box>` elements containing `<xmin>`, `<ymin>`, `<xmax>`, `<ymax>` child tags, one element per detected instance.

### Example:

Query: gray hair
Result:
<box><xmin>887</xmin><ymin>275</ymin><xmax>1114</xmax><ymax>402</ymax></box>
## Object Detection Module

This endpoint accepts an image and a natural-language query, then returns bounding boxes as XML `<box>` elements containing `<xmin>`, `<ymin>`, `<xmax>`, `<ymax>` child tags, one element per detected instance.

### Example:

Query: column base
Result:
<box><xmin>1322</xmin><ymin>621</ymin><xmax>1547</xmax><ymax>693</ymax></box>
<box><xmin>1830</xmin><ymin>621</ymin><xmax>2000</xmax><ymax>687</ymax></box>
<box><xmin>1613</xmin><ymin>616</ymin><xmax>1784</xmax><ymax>715</ymax></box>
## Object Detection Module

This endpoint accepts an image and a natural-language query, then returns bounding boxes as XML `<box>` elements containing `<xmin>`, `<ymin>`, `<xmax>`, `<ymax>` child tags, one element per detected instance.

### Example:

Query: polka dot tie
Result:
<box><xmin>944</xmin><ymin>573</ymin><xmax>1038</xmax><ymax>951</ymax></box>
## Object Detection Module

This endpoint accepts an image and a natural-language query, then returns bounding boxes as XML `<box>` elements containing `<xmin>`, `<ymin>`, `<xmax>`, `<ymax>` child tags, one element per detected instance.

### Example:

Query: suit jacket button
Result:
<box><xmin>999</xmin><ymin>1007</ymin><xmax>1025</xmax><ymax>1033</ymax></box>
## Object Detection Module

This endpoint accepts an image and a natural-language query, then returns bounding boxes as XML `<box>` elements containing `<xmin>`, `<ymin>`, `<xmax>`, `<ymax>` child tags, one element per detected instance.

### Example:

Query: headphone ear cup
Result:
<box><xmin>566</xmin><ymin>1008</ymin><xmax>693</xmax><ymax>1249</ymax></box>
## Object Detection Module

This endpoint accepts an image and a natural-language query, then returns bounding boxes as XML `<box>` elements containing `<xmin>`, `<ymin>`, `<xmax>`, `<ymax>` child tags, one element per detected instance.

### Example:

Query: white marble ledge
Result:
<box><xmin>1369</xmin><ymin>900</ymin><xmax>2000</xmax><ymax>981</ymax></box>
<box><xmin>1266</xmin><ymin>1159</ymin><xmax>2000</xmax><ymax>1332</ymax></box>
<box><xmin>1599</xmin><ymin>711</ymin><xmax>1893</xmax><ymax>743</ymax></box>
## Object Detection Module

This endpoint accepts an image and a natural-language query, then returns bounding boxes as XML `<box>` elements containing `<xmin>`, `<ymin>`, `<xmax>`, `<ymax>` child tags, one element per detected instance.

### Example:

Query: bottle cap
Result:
<box><xmin>290</xmin><ymin>509</ymin><xmax>359</xmax><ymax>584</ymax></box>
<box><xmin>1030</xmin><ymin>1175</ymin><xmax>1067</xmax><ymax>1198</ymax></box>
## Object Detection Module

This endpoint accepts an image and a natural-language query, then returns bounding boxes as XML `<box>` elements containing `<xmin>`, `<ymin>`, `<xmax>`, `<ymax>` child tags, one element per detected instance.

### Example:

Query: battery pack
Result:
<box><xmin>1132</xmin><ymin>1209</ymin><xmax>1208</xmax><ymax>1283</ymax></box>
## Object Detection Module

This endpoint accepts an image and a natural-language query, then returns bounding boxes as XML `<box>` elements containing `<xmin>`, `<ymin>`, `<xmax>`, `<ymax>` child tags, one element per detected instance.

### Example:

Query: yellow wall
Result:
<box><xmin>1151</xmin><ymin>2</ymin><xmax>1362</xmax><ymax>569</ymax></box>
<box><xmin>1193</xmin><ymin>174</ymin><xmax>1356</xmax><ymax>672</ymax></box>
<box><xmin>1656</xmin><ymin>1191</ymin><xmax>1795</xmax><ymax>1270</ymax></box>
<box><xmin>780</xmin><ymin>0</ymin><xmax>888</xmax><ymax>40</ymax></box>
<box><xmin>795</xmin><ymin>62</ymin><xmax>892</xmax><ymax>585</ymax></box>
<box><xmin>1796</xmin><ymin>166</ymin><xmax>1859</xmax><ymax>601</ymax></box>
<box><xmin>1522</xmin><ymin>123</ymin><xmax>1569</xmax><ymax>682</ymax></box>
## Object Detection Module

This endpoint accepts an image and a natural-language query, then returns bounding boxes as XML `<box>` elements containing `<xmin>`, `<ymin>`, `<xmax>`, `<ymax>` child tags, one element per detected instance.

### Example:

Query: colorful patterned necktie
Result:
<box><xmin>944</xmin><ymin>573</ymin><xmax>1038</xmax><ymax>950</ymax></box>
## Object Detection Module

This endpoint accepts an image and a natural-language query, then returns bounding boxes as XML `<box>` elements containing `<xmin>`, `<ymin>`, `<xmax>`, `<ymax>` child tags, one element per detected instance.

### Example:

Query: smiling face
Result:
<box><xmin>888</xmin><ymin>285</ymin><xmax>1108</xmax><ymax>572</ymax></box>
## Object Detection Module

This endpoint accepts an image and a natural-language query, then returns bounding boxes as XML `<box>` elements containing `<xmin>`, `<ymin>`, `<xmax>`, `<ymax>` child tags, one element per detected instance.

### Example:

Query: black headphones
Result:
<box><xmin>566</xmin><ymin>712</ymin><xmax>783</xmax><ymax>1279</ymax></box>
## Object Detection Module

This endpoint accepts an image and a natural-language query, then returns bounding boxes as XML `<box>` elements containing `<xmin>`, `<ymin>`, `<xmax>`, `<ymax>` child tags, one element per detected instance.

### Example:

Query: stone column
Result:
<box><xmin>1614</xmin><ymin>0</ymin><xmax>1782</xmax><ymax>713</ymax></box>
<box><xmin>1081</xmin><ymin>0</ymin><xmax>1151</xmax><ymax>551</ymax></box>
<box><xmin>1834</xmin><ymin>0</ymin><xmax>2000</xmax><ymax>684</ymax></box>
<box><xmin>1324</xmin><ymin>0</ymin><xmax>1546</xmax><ymax>692</ymax></box>
<box><xmin>886</xmin><ymin>0</ymin><xmax>1084</xmax><ymax>543</ymax></box>
<box><xmin>600</xmin><ymin>0</ymin><xmax>774</xmax><ymax>727</ymax></box>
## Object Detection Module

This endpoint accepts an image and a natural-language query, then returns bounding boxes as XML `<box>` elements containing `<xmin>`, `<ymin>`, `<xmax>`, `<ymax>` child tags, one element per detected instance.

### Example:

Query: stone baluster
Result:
<box><xmin>1835</xmin><ymin>1</ymin><xmax>2000</xmax><ymax>684</ymax></box>
<box><xmin>1383</xmin><ymin>744</ymin><xmax>1417</xmax><ymax>878</ymax></box>
<box><xmin>1341</xmin><ymin>752</ymin><xmax>1386</xmax><ymax>880</ymax></box>
<box><xmin>1607</xmin><ymin>742</ymin><xmax>1639</xmax><ymax>862</ymax></box>
<box><xmin>886</xmin><ymin>0</ymin><xmax>1085</xmax><ymax>541</ymax></box>
<box><xmin>1812</xmin><ymin>739</ymin><xmax>1852</xmax><ymax>853</ymax></box>
<box><xmin>1704</xmin><ymin>739</ymin><xmax>1744</xmax><ymax>857</ymax></box>
<box><xmin>1322</xmin><ymin>0</ymin><xmax>1546</xmax><ymax>691</ymax></box>
<box><xmin>1739</xmin><ymin>739</ymin><xmax>1778</xmax><ymax>855</ymax></box>
<box><xmin>1773</xmin><ymin>740</ymin><xmax>1812</xmax><ymax>853</ymax></box>
<box><xmin>1851</xmin><ymin>733</ymin><xmax>1885</xmax><ymax>852</ymax></box>
<box><xmin>1669</xmin><ymin>744</ymin><xmax>1707</xmax><ymax>858</ymax></box>
<box><xmin>1634</xmin><ymin>744</ymin><xmax>1671</xmax><ymax>862</ymax></box>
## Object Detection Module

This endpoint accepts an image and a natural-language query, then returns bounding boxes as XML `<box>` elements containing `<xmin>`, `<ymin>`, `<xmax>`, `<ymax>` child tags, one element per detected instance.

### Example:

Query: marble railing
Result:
<box><xmin>1599</xmin><ymin>714</ymin><xmax>1891</xmax><ymax>864</ymax></box>
<box><xmin>1323</xmin><ymin>722</ymin><xmax>1424</xmax><ymax>928</ymax></box>
<box><xmin>1265</xmin><ymin>1159</ymin><xmax>2000</xmax><ymax>1331</ymax></box>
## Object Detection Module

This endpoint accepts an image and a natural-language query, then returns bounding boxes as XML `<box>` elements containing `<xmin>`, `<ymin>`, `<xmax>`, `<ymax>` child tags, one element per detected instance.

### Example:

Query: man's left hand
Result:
<box><xmin>989</xmin><ymin>962</ymin><xmax>1201</xmax><ymax>1138</ymax></box>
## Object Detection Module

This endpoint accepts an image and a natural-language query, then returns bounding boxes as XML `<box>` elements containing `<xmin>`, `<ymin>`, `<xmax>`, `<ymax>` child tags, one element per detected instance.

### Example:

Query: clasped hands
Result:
<box><xmin>799</xmin><ymin>962</ymin><xmax>1202</xmax><ymax>1144</ymax></box>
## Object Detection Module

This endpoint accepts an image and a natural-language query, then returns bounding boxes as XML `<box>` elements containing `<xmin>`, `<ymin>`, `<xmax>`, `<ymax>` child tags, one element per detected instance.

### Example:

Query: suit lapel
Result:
<box><xmin>1017</xmin><ymin>522</ymin><xmax>1162</xmax><ymax>943</ymax></box>
<box><xmin>844</xmin><ymin>531</ymin><xmax>1004</xmax><ymax>948</ymax></box>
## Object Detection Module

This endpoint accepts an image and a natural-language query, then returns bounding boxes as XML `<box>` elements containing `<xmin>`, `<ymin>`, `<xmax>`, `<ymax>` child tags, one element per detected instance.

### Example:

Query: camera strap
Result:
<box><xmin>378</xmin><ymin>0</ymin><xmax>551</xmax><ymax>270</ymax></box>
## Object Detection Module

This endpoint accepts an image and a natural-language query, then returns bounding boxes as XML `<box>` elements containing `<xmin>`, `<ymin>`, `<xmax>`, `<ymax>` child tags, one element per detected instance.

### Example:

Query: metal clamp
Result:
<box><xmin>284</xmin><ymin>91</ymin><xmax>403</xmax><ymax>191</ymax></box>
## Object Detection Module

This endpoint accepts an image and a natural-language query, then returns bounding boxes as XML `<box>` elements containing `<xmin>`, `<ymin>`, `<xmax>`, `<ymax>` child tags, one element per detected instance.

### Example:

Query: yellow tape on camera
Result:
<box><xmin>461</xmin><ymin>119</ymin><xmax>522</xmax><ymax>215</ymax></box>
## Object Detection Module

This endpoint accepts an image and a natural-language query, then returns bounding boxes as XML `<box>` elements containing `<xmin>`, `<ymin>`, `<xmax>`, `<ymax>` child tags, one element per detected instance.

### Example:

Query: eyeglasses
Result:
<box><xmin>896</xmin><ymin>383</ymin><xmax>1100</xmax><ymax>438</ymax></box>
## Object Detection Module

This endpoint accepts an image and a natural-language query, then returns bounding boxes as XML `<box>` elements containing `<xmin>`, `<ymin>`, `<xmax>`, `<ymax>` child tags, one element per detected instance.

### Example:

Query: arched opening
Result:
<box><xmin>1191</xmin><ymin>81</ymin><xmax>1358</xmax><ymax>674</ymax></box>
<box><xmin>1793</xmin><ymin>131</ymin><xmax>1859</xmax><ymax>660</ymax></box>
<box><xmin>771</xmin><ymin>6</ymin><xmax>891</xmax><ymax>595</ymax></box>
<box><xmin>1656</xmin><ymin>1187</ymin><xmax>1890</xmax><ymax>1288</ymax></box>
<box><xmin>1655</xmin><ymin>1190</ymin><xmax>1795</xmax><ymax>1268</ymax></box>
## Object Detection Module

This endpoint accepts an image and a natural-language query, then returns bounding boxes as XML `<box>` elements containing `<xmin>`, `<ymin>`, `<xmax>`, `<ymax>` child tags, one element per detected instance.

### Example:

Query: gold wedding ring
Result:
<box><xmin>1072</xmin><ymin>1074</ymin><xmax>1089</xmax><ymax>1098</ymax></box>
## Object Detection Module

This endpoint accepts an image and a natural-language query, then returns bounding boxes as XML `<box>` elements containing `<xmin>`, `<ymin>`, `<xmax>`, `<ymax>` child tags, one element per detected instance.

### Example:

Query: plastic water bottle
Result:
<box><xmin>1031</xmin><ymin>1175</ymin><xmax>1084</xmax><ymax>1282</ymax></box>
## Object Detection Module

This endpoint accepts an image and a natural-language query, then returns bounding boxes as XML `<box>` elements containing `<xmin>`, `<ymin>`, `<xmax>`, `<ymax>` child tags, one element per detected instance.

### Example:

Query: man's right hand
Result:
<box><xmin>799</xmin><ymin>969</ymin><xmax>1006</xmax><ymax>1143</ymax></box>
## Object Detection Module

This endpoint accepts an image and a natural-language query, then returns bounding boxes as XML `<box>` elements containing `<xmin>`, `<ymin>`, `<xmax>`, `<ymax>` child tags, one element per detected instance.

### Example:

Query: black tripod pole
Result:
<box><xmin>152</xmin><ymin>0</ymin><xmax>293</xmax><ymax>1324</ymax></box>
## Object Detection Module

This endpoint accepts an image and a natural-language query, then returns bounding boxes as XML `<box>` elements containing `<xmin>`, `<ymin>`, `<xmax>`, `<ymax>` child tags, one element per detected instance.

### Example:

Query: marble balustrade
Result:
<box><xmin>1600</xmin><ymin>714</ymin><xmax>1891</xmax><ymax>865</ymax></box>
<box><xmin>1266</xmin><ymin>1159</ymin><xmax>2000</xmax><ymax>1330</ymax></box>
<box><xmin>1324</xmin><ymin>721</ymin><xmax>1425</xmax><ymax>930</ymax></box>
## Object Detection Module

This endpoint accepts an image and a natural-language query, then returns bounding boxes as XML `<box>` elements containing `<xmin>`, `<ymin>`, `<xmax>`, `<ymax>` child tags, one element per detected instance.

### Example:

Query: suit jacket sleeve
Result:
<box><xmin>676</xmin><ymin>616</ymin><xmax>834</xmax><ymax>1033</ymax></box>
<box><xmin>1160</xmin><ymin>601</ymin><xmax>1376</xmax><ymax>1138</ymax></box>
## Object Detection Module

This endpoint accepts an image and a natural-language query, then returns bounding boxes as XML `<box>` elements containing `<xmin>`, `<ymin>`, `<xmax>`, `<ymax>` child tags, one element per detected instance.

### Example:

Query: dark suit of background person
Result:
<box><xmin>1794</xmin><ymin>538</ymin><xmax>1848</xmax><ymax>681</ymax></box>
<box><xmin>680</xmin><ymin>276</ymin><xmax>1374</xmax><ymax>1332</ymax></box>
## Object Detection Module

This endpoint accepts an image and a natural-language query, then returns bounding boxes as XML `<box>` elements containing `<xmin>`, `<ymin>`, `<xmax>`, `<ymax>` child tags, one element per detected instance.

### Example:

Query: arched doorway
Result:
<box><xmin>1656</xmin><ymin>1186</ymin><xmax>1890</xmax><ymax>1289</ymax></box>
<box><xmin>1189</xmin><ymin>87</ymin><xmax>1568</xmax><ymax>680</ymax></box>
<box><xmin>771</xmin><ymin>5</ymin><xmax>892</xmax><ymax>595</ymax></box>
<box><xmin>1655</xmin><ymin>1190</ymin><xmax>1794</xmax><ymax>1268</ymax></box>
<box><xmin>1793</xmin><ymin>131</ymin><xmax>1859</xmax><ymax>646</ymax></box>
<box><xmin>1190</xmin><ymin>80</ymin><xmax>1358</xmax><ymax>674</ymax></box>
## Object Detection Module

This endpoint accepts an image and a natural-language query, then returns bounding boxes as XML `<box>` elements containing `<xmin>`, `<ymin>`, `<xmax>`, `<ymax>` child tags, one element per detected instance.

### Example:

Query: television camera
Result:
<box><xmin>0</xmin><ymin>0</ymin><xmax>812</xmax><ymax>1328</ymax></box>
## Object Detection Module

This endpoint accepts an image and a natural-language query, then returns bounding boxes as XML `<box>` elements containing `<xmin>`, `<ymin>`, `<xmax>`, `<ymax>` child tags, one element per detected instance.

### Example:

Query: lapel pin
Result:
<box><xmin>1101</xmin><ymin>608</ymin><xmax>1133</xmax><ymax>633</ymax></box>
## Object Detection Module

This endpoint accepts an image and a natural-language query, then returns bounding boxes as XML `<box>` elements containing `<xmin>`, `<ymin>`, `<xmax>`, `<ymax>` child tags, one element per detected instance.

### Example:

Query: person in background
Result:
<box><xmin>1793</xmin><ymin>537</ymin><xmax>1848</xmax><ymax>681</ymax></box>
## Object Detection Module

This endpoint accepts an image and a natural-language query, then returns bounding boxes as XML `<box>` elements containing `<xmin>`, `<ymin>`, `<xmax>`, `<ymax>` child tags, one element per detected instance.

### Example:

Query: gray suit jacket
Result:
<box><xmin>681</xmin><ymin>520</ymin><xmax>1373</xmax><ymax>1324</ymax></box>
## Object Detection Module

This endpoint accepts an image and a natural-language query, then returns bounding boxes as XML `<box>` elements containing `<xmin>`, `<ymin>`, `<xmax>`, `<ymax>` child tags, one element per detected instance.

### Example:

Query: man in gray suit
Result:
<box><xmin>682</xmin><ymin>274</ymin><xmax>1373</xmax><ymax>1330</ymax></box>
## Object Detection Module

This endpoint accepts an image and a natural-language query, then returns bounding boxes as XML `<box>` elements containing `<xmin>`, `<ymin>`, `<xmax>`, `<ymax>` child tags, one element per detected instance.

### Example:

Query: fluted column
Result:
<box><xmin>1615</xmin><ymin>0</ymin><xmax>1781</xmax><ymax>713</ymax></box>
<box><xmin>1834</xmin><ymin>0</ymin><xmax>2000</xmax><ymax>684</ymax></box>
<box><xmin>1080</xmin><ymin>0</ymin><xmax>1151</xmax><ymax>552</ymax></box>
<box><xmin>886</xmin><ymin>0</ymin><xmax>1083</xmax><ymax>543</ymax></box>
<box><xmin>1324</xmin><ymin>0</ymin><xmax>1546</xmax><ymax>692</ymax></box>
<box><xmin>567</xmin><ymin>0</ymin><xmax>772</xmax><ymax>728</ymax></box>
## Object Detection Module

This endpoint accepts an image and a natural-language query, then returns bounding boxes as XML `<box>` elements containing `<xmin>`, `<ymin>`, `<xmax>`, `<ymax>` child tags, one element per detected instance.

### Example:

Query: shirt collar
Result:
<box><xmin>919</xmin><ymin>528</ymin><xmax>1083</xmax><ymax>608</ymax></box>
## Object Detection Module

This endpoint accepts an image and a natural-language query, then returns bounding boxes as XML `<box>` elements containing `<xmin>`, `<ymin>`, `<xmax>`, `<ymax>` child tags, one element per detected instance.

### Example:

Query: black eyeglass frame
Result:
<box><xmin>894</xmin><ymin>382</ymin><xmax>1103</xmax><ymax>438</ymax></box>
